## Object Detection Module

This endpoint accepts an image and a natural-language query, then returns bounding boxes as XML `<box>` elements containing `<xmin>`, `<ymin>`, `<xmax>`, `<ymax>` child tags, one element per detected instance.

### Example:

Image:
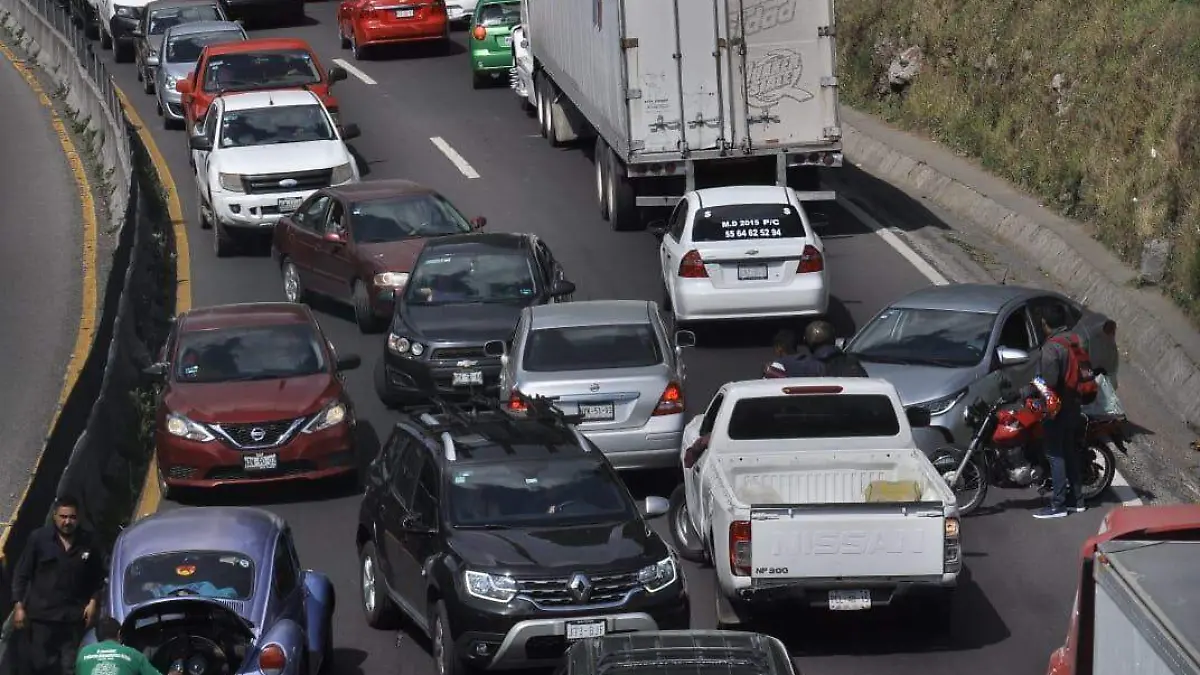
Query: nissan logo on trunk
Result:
<box><xmin>278</xmin><ymin>178</ymin><xmax>298</xmax><ymax>188</ymax></box>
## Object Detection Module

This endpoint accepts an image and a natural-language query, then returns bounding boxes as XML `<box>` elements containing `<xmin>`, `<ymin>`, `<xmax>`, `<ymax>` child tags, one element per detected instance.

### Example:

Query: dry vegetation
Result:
<box><xmin>837</xmin><ymin>0</ymin><xmax>1200</xmax><ymax>317</ymax></box>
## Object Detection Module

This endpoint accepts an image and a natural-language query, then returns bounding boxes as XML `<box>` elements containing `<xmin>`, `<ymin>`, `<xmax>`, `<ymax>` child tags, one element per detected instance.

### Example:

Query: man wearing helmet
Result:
<box><xmin>768</xmin><ymin>321</ymin><xmax>867</xmax><ymax>377</ymax></box>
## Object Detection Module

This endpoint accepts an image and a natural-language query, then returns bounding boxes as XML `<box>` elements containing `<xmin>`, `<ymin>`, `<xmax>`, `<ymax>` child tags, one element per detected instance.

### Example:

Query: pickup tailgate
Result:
<box><xmin>750</xmin><ymin>503</ymin><xmax>946</xmax><ymax>579</ymax></box>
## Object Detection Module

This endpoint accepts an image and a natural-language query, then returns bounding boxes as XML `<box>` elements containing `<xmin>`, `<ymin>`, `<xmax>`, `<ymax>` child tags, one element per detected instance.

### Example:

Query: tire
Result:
<box><xmin>100</xmin><ymin>27</ymin><xmax>112</xmax><ymax>50</ymax></box>
<box><xmin>351</xmin><ymin>32</ymin><xmax>368</xmax><ymax>60</ymax></box>
<box><xmin>339</xmin><ymin>23</ymin><xmax>350</xmax><ymax>49</ymax></box>
<box><xmin>604</xmin><ymin>148</ymin><xmax>640</xmax><ymax>231</ymax></box>
<box><xmin>164</xmin><ymin>114</ymin><xmax>182</xmax><ymax>131</ymax></box>
<box><xmin>136</xmin><ymin>61</ymin><xmax>143</xmax><ymax>81</ymax></box>
<box><xmin>353</xmin><ymin>281</ymin><xmax>384</xmax><ymax>333</ymax></box>
<box><xmin>156</xmin><ymin>463</ymin><xmax>173</xmax><ymax>502</ymax></box>
<box><xmin>281</xmin><ymin>259</ymin><xmax>308</xmax><ymax>304</ymax></box>
<box><xmin>933</xmin><ymin>450</ymin><xmax>988</xmax><ymax>516</ymax></box>
<box><xmin>471</xmin><ymin>71</ymin><xmax>486</xmax><ymax>89</ymax></box>
<box><xmin>195</xmin><ymin>195</ymin><xmax>211</xmax><ymax>229</ymax></box>
<box><xmin>114</xmin><ymin>40</ymin><xmax>134</xmax><ymax>63</ymax></box>
<box><xmin>359</xmin><ymin>542</ymin><xmax>399</xmax><ymax>628</ymax></box>
<box><xmin>535</xmin><ymin>77</ymin><xmax>549</xmax><ymax>139</ymax></box>
<box><xmin>594</xmin><ymin>136</ymin><xmax>610</xmax><ymax>221</ymax></box>
<box><xmin>142</xmin><ymin>74</ymin><xmax>154</xmax><ymax>94</ymax></box>
<box><xmin>432</xmin><ymin>601</ymin><xmax>472</xmax><ymax>675</ymax></box>
<box><xmin>213</xmin><ymin>222</ymin><xmax>234</xmax><ymax>258</ymax></box>
<box><xmin>668</xmin><ymin>485</ymin><xmax>707</xmax><ymax>563</ymax></box>
<box><xmin>374</xmin><ymin>360</ymin><xmax>399</xmax><ymax>409</ymax></box>
<box><xmin>1079</xmin><ymin>443</ymin><xmax>1117</xmax><ymax>501</ymax></box>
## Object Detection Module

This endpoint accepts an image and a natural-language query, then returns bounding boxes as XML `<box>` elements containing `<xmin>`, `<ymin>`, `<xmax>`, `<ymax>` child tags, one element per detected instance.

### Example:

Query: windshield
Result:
<box><xmin>524</xmin><ymin>324</ymin><xmax>662</xmax><ymax>372</ymax></box>
<box><xmin>477</xmin><ymin>1</ymin><xmax>519</xmax><ymax>26</ymax></box>
<box><xmin>727</xmin><ymin>394</ymin><xmax>901</xmax><ymax>439</ymax></box>
<box><xmin>123</xmin><ymin>551</ymin><xmax>254</xmax><ymax>605</ymax></box>
<box><xmin>149</xmin><ymin>5</ymin><xmax>222</xmax><ymax>34</ymax></box>
<box><xmin>691</xmin><ymin>203</ymin><xmax>807</xmax><ymax>242</ymax></box>
<box><xmin>405</xmin><ymin>251</ymin><xmax>537</xmax><ymax>306</ymax></box>
<box><xmin>449</xmin><ymin>458</ymin><xmax>635</xmax><ymax>528</ymax></box>
<box><xmin>203</xmin><ymin>49</ymin><xmax>321</xmax><ymax>92</ymax></box>
<box><xmin>174</xmin><ymin>324</ymin><xmax>327</xmax><ymax>383</ymax></box>
<box><xmin>848</xmin><ymin>307</ymin><xmax>996</xmax><ymax>368</ymax></box>
<box><xmin>349</xmin><ymin>194</ymin><xmax>473</xmax><ymax>243</ymax></box>
<box><xmin>218</xmin><ymin>104</ymin><xmax>334</xmax><ymax>148</ymax></box>
<box><xmin>165</xmin><ymin>31</ymin><xmax>242</xmax><ymax>63</ymax></box>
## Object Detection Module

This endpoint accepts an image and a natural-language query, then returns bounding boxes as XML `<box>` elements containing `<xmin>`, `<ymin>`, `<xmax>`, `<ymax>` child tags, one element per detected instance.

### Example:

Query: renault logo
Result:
<box><xmin>589</xmin><ymin>383</ymin><xmax>600</xmax><ymax>392</ymax></box>
<box><xmin>567</xmin><ymin>573</ymin><xmax>592</xmax><ymax>604</ymax></box>
<box><xmin>249</xmin><ymin>428</ymin><xmax>267</xmax><ymax>442</ymax></box>
<box><xmin>278</xmin><ymin>178</ymin><xmax>298</xmax><ymax>188</ymax></box>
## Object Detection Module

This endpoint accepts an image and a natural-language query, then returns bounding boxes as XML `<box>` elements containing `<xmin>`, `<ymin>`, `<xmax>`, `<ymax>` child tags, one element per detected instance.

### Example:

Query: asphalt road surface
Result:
<box><xmin>0</xmin><ymin>46</ymin><xmax>82</xmax><ymax>521</ymax></box>
<box><xmin>91</xmin><ymin>8</ymin><xmax>1127</xmax><ymax>674</ymax></box>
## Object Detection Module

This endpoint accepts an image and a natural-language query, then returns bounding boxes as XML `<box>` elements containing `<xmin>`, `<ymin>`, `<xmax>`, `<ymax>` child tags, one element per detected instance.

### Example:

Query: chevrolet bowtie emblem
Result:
<box><xmin>745</xmin><ymin>249</ymin><xmax>759</xmax><ymax>255</ymax></box>
<box><xmin>457</xmin><ymin>360</ymin><xmax>477</xmax><ymax>368</ymax></box>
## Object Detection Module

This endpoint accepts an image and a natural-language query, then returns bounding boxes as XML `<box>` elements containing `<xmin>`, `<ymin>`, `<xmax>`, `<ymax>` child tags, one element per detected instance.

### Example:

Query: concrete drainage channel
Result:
<box><xmin>0</xmin><ymin>0</ymin><xmax>177</xmax><ymax>660</ymax></box>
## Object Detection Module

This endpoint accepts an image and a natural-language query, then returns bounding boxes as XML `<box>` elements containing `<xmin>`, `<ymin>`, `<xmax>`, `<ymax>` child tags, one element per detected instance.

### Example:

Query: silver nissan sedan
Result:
<box><xmin>498</xmin><ymin>300</ymin><xmax>696</xmax><ymax>471</ymax></box>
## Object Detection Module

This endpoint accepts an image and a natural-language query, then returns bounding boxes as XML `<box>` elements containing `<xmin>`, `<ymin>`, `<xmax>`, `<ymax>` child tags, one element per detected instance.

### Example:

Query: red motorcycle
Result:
<box><xmin>932</xmin><ymin>376</ymin><xmax>1125</xmax><ymax>516</ymax></box>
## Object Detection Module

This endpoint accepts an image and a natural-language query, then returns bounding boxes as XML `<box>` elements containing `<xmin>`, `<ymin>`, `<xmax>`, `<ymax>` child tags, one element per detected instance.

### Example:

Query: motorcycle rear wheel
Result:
<box><xmin>933</xmin><ymin>451</ymin><xmax>989</xmax><ymax>516</ymax></box>
<box><xmin>1079</xmin><ymin>443</ymin><xmax>1117</xmax><ymax>501</ymax></box>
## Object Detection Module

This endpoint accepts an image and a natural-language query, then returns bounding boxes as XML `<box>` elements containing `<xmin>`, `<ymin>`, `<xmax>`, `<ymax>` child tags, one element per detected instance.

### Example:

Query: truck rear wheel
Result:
<box><xmin>668</xmin><ymin>485</ymin><xmax>707</xmax><ymax>563</ymax></box>
<box><xmin>605</xmin><ymin>148</ymin><xmax>640</xmax><ymax>231</ymax></box>
<box><xmin>594</xmin><ymin>137</ymin><xmax>610</xmax><ymax>220</ymax></box>
<box><xmin>535</xmin><ymin>74</ymin><xmax>550</xmax><ymax>139</ymax></box>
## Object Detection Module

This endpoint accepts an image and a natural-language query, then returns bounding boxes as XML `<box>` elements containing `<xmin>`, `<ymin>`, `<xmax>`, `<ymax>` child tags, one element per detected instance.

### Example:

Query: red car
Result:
<box><xmin>144</xmin><ymin>302</ymin><xmax>362</xmax><ymax>496</ymax></box>
<box><xmin>175</xmin><ymin>37</ymin><xmax>348</xmax><ymax>135</ymax></box>
<box><xmin>336</xmin><ymin>0</ymin><xmax>449</xmax><ymax>60</ymax></box>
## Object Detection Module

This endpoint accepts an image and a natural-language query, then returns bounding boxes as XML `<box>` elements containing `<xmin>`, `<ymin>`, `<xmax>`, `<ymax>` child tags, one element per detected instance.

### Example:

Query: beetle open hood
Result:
<box><xmin>120</xmin><ymin>597</ymin><xmax>254</xmax><ymax>640</ymax></box>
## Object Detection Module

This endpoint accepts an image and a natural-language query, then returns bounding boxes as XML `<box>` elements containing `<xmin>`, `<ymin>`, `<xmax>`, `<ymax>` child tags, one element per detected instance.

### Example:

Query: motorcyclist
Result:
<box><xmin>763</xmin><ymin>329</ymin><xmax>811</xmax><ymax>377</ymax></box>
<box><xmin>1024</xmin><ymin>303</ymin><xmax>1085</xmax><ymax>519</ymax></box>
<box><xmin>784</xmin><ymin>321</ymin><xmax>869</xmax><ymax>377</ymax></box>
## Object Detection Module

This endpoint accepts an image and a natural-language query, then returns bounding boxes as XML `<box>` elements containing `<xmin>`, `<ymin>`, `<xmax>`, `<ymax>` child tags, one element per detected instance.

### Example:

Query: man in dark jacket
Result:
<box><xmin>788</xmin><ymin>321</ymin><xmax>869</xmax><ymax>377</ymax></box>
<box><xmin>1028</xmin><ymin>304</ymin><xmax>1085</xmax><ymax>520</ymax></box>
<box><xmin>11</xmin><ymin>495</ymin><xmax>107</xmax><ymax>675</ymax></box>
<box><xmin>764</xmin><ymin>329</ymin><xmax>811</xmax><ymax>377</ymax></box>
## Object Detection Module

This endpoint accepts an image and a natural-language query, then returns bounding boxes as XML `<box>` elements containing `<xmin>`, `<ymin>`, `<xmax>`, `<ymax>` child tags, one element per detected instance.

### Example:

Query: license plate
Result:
<box><xmin>499</xmin><ymin>36</ymin><xmax>511</xmax><ymax>46</ymax></box>
<box><xmin>243</xmin><ymin>453</ymin><xmax>278</xmax><ymax>471</ymax></box>
<box><xmin>565</xmin><ymin>620</ymin><xmax>606</xmax><ymax>641</ymax></box>
<box><xmin>578</xmin><ymin>402</ymin><xmax>615</xmax><ymax>421</ymax></box>
<box><xmin>738</xmin><ymin>263</ymin><xmax>768</xmax><ymax>280</ymax></box>
<box><xmin>396</xmin><ymin>8</ymin><xmax>414</xmax><ymax>17</ymax></box>
<box><xmin>277</xmin><ymin>197</ymin><xmax>304</xmax><ymax>212</ymax></box>
<box><xmin>828</xmin><ymin>590</ymin><xmax>871</xmax><ymax>611</ymax></box>
<box><xmin>452</xmin><ymin>370</ymin><xmax>484</xmax><ymax>386</ymax></box>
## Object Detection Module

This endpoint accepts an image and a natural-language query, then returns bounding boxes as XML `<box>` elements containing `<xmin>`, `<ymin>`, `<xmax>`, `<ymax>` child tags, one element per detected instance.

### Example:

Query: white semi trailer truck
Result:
<box><xmin>510</xmin><ymin>0</ymin><xmax>842</xmax><ymax>232</ymax></box>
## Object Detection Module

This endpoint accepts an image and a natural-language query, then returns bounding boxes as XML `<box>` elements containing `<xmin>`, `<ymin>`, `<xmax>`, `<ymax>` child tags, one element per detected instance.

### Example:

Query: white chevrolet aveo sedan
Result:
<box><xmin>651</xmin><ymin>185</ymin><xmax>829</xmax><ymax>328</ymax></box>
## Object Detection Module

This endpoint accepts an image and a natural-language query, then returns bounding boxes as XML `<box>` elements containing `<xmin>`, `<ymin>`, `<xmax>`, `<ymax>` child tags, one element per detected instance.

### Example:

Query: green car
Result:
<box><xmin>468</xmin><ymin>0</ymin><xmax>521</xmax><ymax>88</ymax></box>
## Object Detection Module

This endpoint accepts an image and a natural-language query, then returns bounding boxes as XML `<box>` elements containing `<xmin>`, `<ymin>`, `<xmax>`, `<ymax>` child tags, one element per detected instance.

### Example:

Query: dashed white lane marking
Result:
<box><xmin>431</xmin><ymin>136</ymin><xmax>480</xmax><ymax>179</ymax></box>
<box><xmin>331</xmin><ymin>58</ymin><xmax>376</xmax><ymax>85</ymax></box>
<box><xmin>838</xmin><ymin>194</ymin><xmax>1144</xmax><ymax>506</ymax></box>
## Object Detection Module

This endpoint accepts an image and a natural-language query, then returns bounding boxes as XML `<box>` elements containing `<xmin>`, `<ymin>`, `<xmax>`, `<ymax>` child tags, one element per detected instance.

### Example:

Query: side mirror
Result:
<box><xmin>189</xmin><ymin>135</ymin><xmax>213</xmax><ymax>152</ymax></box>
<box><xmin>647</xmin><ymin>220</ymin><xmax>668</xmax><ymax>239</ymax></box>
<box><xmin>905</xmin><ymin>407</ymin><xmax>932</xmax><ymax>428</ymax></box>
<box><xmin>336</xmin><ymin>354</ymin><xmax>362</xmax><ymax>371</ymax></box>
<box><xmin>640</xmin><ymin>496</ymin><xmax>669</xmax><ymax>518</ymax></box>
<box><xmin>483</xmin><ymin>340</ymin><xmax>507</xmax><ymax>358</ymax></box>
<box><xmin>834</xmin><ymin>337</ymin><xmax>846</xmax><ymax>350</ymax></box>
<box><xmin>328</xmin><ymin>65</ymin><xmax>348</xmax><ymax>83</ymax></box>
<box><xmin>674</xmin><ymin>329</ymin><xmax>696</xmax><ymax>349</ymax></box>
<box><xmin>338</xmin><ymin>123</ymin><xmax>361</xmax><ymax>140</ymax></box>
<box><xmin>520</xmin><ymin>39</ymin><xmax>529</xmax><ymax>49</ymax></box>
<box><xmin>470</xmin><ymin>216</ymin><xmax>487</xmax><ymax>230</ymax></box>
<box><xmin>175</xmin><ymin>77</ymin><xmax>193</xmax><ymax>94</ymax></box>
<box><xmin>549</xmin><ymin>280</ymin><xmax>576</xmax><ymax>298</ymax></box>
<box><xmin>142</xmin><ymin>362</ymin><xmax>167</xmax><ymax>379</ymax></box>
<box><xmin>323</xmin><ymin>231</ymin><xmax>344</xmax><ymax>243</ymax></box>
<box><xmin>996</xmin><ymin>347</ymin><xmax>1030</xmax><ymax>366</ymax></box>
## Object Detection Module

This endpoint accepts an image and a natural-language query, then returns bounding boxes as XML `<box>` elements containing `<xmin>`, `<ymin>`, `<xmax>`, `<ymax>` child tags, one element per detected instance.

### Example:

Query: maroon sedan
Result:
<box><xmin>143</xmin><ymin>302</ymin><xmax>362</xmax><ymax>497</ymax></box>
<box><xmin>271</xmin><ymin>179</ymin><xmax>486</xmax><ymax>333</ymax></box>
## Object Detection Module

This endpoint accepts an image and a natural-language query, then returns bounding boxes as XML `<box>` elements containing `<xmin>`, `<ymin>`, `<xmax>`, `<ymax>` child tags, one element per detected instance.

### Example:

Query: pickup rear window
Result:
<box><xmin>727</xmin><ymin>394</ymin><xmax>900</xmax><ymax>439</ymax></box>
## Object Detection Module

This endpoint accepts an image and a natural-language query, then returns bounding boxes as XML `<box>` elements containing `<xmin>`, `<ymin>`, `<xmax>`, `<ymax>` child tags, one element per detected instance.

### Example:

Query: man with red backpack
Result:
<box><xmin>1025</xmin><ymin>303</ymin><xmax>1097</xmax><ymax>519</ymax></box>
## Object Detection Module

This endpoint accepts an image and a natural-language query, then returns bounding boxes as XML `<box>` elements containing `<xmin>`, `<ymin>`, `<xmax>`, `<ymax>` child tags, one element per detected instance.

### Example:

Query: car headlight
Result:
<box><xmin>217</xmin><ymin>173</ymin><xmax>244</xmax><ymax>192</ymax></box>
<box><xmin>387</xmin><ymin>334</ymin><xmax>424</xmax><ymax>357</ymax></box>
<box><xmin>910</xmin><ymin>389</ymin><xmax>967</xmax><ymax>417</ymax></box>
<box><xmin>374</xmin><ymin>272</ymin><xmax>409</xmax><ymax>289</ymax></box>
<box><xmin>165</xmin><ymin>412</ymin><xmax>215</xmax><ymax>442</ymax></box>
<box><xmin>301</xmin><ymin>400</ymin><xmax>348</xmax><ymax>434</ymax></box>
<box><xmin>464</xmin><ymin>570</ymin><xmax>517</xmax><ymax>603</ymax></box>
<box><xmin>114</xmin><ymin>4</ymin><xmax>136</xmax><ymax>17</ymax></box>
<box><xmin>330</xmin><ymin>162</ymin><xmax>354</xmax><ymax>185</ymax></box>
<box><xmin>638</xmin><ymin>556</ymin><xmax>677</xmax><ymax>593</ymax></box>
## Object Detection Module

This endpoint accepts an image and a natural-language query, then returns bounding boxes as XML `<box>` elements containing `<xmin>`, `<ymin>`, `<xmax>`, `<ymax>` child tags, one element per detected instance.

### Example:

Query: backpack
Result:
<box><xmin>817</xmin><ymin>350</ymin><xmax>869</xmax><ymax>378</ymax></box>
<box><xmin>1048</xmin><ymin>334</ymin><xmax>1099</xmax><ymax>404</ymax></box>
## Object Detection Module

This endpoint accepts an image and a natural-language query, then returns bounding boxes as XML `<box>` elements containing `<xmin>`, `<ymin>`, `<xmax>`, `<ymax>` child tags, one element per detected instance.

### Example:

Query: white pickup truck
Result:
<box><xmin>667</xmin><ymin>378</ymin><xmax>963</xmax><ymax>629</ymax></box>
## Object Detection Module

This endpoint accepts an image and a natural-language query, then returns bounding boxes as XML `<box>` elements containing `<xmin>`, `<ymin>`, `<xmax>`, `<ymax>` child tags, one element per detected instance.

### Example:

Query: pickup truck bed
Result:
<box><xmin>720</xmin><ymin>450</ymin><xmax>944</xmax><ymax>505</ymax></box>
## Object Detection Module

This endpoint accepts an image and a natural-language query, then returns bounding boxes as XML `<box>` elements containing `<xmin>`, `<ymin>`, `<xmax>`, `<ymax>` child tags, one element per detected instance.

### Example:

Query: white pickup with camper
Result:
<box><xmin>667</xmin><ymin>378</ymin><xmax>963</xmax><ymax>628</ymax></box>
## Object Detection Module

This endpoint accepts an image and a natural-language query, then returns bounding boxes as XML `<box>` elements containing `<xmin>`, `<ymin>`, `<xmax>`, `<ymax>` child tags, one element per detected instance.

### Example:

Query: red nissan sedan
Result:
<box><xmin>336</xmin><ymin>0</ymin><xmax>449</xmax><ymax>60</ymax></box>
<box><xmin>144</xmin><ymin>302</ymin><xmax>362</xmax><ymax>497</ymax></box>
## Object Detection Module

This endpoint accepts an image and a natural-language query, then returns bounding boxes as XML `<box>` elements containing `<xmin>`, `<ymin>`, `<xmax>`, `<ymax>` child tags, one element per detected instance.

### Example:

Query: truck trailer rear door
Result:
<box><xmin>623</xmin><ymin>0</ymin><xmax>685</xmax><ymax>155</ymax></box>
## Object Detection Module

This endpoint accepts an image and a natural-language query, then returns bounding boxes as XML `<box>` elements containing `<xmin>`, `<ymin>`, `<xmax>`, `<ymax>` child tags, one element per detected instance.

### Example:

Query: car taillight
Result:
<box><xmin>798</xmin><ymin>244</ymin><xmax>824</xmax><ymax>273</ymax></box>
<box><xmin>678</xmin><ymin>250</ymin><xmax>707</xmax><ymax>278</ymax></box>
<box><xmin>653</xmin><ymin>382</ymin><xmax>684</xmax><ymax>416</ymax></box>
<box><xmin>1103</xmin><ymin>320</ymin><xmax>1116</xmax><ymax>337</ymax></box>
<box><xmin>507</xmin><ymin>389</ymin><xmax>527</xmax><ymax>412</ymax></box>
<box><xmin>472</xmin><ymin>25</ymin><xmax>487</xmax><ymax>40</ymax></box>
<box><xmin>729</xmin><ymin>520</ymin><xmax>751</xmax><ymax>576</ymax></box>
<box><xmin>259</xmin><ymin>645</ymin><xmax>286</xmax><ymax>675</ymax></box>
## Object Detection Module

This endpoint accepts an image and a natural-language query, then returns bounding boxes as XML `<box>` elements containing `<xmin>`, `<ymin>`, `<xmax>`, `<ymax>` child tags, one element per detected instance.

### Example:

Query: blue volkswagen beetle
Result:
<box><xmin>87</xmin><ymin>507</ymin><xmax>335</xmax><ymax>675</ymax></box>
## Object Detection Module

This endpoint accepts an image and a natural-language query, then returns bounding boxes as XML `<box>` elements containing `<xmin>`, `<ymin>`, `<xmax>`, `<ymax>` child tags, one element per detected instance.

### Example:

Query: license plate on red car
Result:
<box><xmin>244</xmin><ymin>453</ymin><xmax>278</xmax><ymax>471</ymax></box>
<box><xmin>396</xmin><ymin>8</ymin><xmax>414</xmax><ymax>17</ymax></box>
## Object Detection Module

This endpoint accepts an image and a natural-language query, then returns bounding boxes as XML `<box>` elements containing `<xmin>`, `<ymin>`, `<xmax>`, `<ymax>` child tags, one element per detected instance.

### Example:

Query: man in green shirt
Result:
<box><xmin>75</xmin><ymin>618</ymin><xmax>184</xmax><ymax>675</ymax></box>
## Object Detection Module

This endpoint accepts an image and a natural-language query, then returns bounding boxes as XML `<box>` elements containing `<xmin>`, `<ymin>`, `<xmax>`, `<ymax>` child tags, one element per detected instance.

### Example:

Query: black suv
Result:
<box><xmin>556</xmin><ymin>630</ymin><xmax>799</xmax><ymax>675</ymax></box>
<box><xmin>355</xmin><ymin>397</ymin><xmax>689</xmax><ymax>675</ymax></box>
<box><xmin>374</xmin><ymin>232</ymin><xmax>576</xmax><ymax>407</ymax></box>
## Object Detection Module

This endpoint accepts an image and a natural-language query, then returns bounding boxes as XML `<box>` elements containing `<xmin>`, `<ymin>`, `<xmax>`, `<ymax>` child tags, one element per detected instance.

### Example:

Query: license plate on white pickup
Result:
<box><xmin>243</xmin><ymin>453</ymin><xmax>278</xmax><ymax>471</ymax></box>
<box><xmin>828</xmin><ymin>590</ymin><xmax>871</xmax><ymax>611</ymax></box>
<box><xmin>565</xmin><ymin>620</ymin><xmax>605</xmax><ymax>641</ymax></box>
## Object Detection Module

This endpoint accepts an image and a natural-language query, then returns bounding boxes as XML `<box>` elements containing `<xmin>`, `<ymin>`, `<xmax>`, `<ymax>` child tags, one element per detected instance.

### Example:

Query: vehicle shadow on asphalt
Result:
<box><xmin>328</xmin><ymin>647</ymin><xmax>369</xmax><ymax>675</ymax></box>
<box><xmin>823</xmin><ymin>164</ymin><xmax>952</xmax><ymax>235</ymax></box>
<box><xmin>760</xmin><ymin>567</ymin><xmax>1009</xmax><ymax>655</ymax></box>
<box><xmin>682</xmin><ymin>296</ymin><xmax>857</xmax><ymax>350</ymax></box>
<box><xmin>366</xmin><ymin>40</ymin><xmax>468</xmax><ymax>60</ymax></box>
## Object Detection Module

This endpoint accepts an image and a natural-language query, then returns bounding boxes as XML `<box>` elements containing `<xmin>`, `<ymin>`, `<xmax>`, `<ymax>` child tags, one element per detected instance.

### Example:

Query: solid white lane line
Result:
<box><xmin>430</xmin><ymin>136</ymin><xmax>481</xmax><ymax>179</ymax></box>
<box><xmin>331</xmin><ymin>58</ymin><xmax>376</xmax><ymax>85</ymax></box>
<box><xmin>838</xmin><ymin>194</ymin><xmax>1145</xmax><ymax>505</ymax></box>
